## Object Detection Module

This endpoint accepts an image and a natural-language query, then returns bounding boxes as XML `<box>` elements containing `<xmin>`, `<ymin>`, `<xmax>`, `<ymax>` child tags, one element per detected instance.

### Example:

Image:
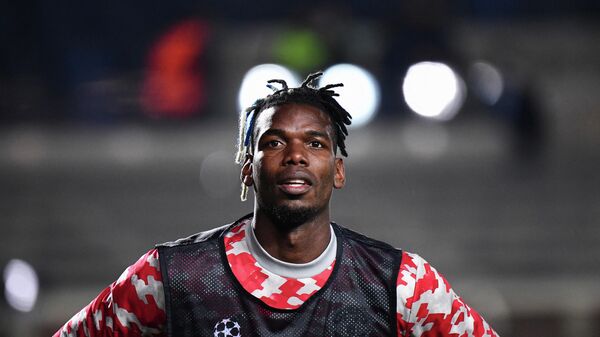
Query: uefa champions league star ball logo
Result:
<box><xmin>213</xmin><ymin>318</ymin><xmax>241</xmax><ymax>337</ymax></box>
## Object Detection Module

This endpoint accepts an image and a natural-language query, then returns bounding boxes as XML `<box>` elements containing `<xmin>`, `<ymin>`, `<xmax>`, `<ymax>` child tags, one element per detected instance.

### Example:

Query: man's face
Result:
<box><xmin>241</xmin><ymin>103</ymin><xmax>345</xmax><ymax>225</ymax></box>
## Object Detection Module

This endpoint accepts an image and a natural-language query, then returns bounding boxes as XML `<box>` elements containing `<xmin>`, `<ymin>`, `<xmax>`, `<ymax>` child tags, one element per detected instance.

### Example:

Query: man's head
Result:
<box><xmin>236</xmin><ymin>72</ymin><xmax>352</xmax><ymax>163</ymax></box>
<box><xmin>236</xmin><ymin>72</ymin><xmax>352</xmax><ymax>199</ymax></box>
<box><xmin>236</xmin><ymin>72</ymin><xmax>352</xmax><ymax>227</ymax></box>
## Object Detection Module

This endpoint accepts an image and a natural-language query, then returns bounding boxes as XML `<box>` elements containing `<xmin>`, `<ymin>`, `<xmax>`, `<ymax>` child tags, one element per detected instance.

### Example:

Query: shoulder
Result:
<box><xmin>396</xmin><ymin>251</ymin><xmax>422</xmax><ymax>299</ymax></box>
<box><xmin>54</xmin><ymin>249</ymin><xmax>167</xmax><ymax>337</ymax></box>
<box><xmin>396</xmin><ymin>251</ymin><xmax>500</xmax><ymax>337</ymax></box>
<box><xmin>397</xmin><ymin>251</ymin><xmax>448</xmax><ymax>292</ymax></box>
<box><xmin>396</xmin><ymin>252</ymin><xmax>451</xmax><ymax>328</ymax></box>
<box><xmin>399</xmin><ymin>251</ymin><xmax>428</xmax><ymax>278</ymax></box>
<box><xmin>397</xmin><ymin>251</ymin><xmax>458</xmax><ymax>323</ymax></box>
<box><xmin>397</xmin><ymin>252</ymin><xmax>452</xmax><ymax>307</ymax></box>
<box><xmin>112</xmin><ymin>249</ymin><xmax>164</xmax><ymax>300</ymax></box>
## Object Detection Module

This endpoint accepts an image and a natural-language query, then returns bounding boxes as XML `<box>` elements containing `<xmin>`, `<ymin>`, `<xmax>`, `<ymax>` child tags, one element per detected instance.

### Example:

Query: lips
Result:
<box><xmin>276</xmin><ymin>173</ymin><xmax>314</xmax><ymax>196</ymax></box>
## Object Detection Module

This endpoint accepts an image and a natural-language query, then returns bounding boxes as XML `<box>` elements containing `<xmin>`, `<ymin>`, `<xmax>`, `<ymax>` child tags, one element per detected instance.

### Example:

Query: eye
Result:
<box><xmin>309</xmin><ymin>141</ymin><xmax>324</xmax><ymax>148</ymax></box>
<box><xmin>267</xmin><ymin>140</ymin><xmax>283</xmax><ymax>148</ymax></box>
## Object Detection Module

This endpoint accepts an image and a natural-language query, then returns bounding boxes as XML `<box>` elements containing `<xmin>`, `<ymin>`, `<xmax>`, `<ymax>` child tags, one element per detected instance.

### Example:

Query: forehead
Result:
<box><xmin>254</xmin><ymin>103</ymin><xmax>334</xmax><ymax>136</ymax></box>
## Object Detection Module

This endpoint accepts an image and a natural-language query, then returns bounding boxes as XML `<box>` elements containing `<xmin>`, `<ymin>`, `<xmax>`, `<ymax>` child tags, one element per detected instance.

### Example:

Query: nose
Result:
<box><xmin>283</xmin><ymin>140</ymin><xmax>308</xmax><ymax>166</ymax></box>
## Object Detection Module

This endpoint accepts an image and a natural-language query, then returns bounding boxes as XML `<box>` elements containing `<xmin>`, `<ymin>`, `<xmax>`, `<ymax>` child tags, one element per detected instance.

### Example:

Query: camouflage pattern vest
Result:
<box><xmin>157</xmin><ymin>215</ymin><xmax>402</xmax><ymax>337</ymax></box>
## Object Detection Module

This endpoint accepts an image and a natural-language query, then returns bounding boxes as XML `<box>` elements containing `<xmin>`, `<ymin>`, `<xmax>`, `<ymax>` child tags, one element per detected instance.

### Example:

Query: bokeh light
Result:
<box><xmin>4</xmin><ymin>259</ymin><xmax>39</xmax><ymax>312</ymax></box>
<box><xmin>238</xmin><ymin>64</ymin><xmax>300</xmax><ymax>111</ymax></box>
<box><xmin>140</xmin><ymin>19</ymin><xmax>209</xmax><ymax>118</ymax></box>
<box><xmin>273</xmin><ymin>29</ymin><xmax>328</xmax><ymax>73</ymax></box>
<box><xmin>402</xmin><ymin>62</ymin><xmax>466</xmax><ymax>121</ymax></box>
<box><xmin>468</xmin><ymin>61</ymin><xmax>504</xmax><ymax>106</ymax></box>
<box><xmin>320</xmin><ymin>64</ymin><xmax>380</xmax><ymax>128</ymax></box>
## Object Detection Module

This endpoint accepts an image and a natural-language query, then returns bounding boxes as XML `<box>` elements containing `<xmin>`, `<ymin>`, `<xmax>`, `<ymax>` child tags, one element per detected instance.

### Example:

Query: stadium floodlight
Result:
<box><xmin>402</xmin><ymin>62</ymin><xmax>466</xmax><ymax>121</ymax></box>
<box><xmin>238</xmin><ymin>64</ymin><xmax>300</xmax><ymax>111</ymax></box>
<box><xmin>4</xmin><ymin>259</ymin><xmax>39</xmax><ymax>312</ymax></box>
<box><xmin>320</xmin><ymin>64</ymin><xmax>380</xmax><ymax>128</ymax></box>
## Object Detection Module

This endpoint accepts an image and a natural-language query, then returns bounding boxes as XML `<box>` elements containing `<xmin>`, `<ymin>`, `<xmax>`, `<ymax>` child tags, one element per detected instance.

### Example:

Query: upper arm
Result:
<box><xmin>396</xmin><ymin>252</ymin><xmax>499</xmax><ymax>337</ymax></box>
<box><xmin>54</xmin><ymin>249</ymin><xmax>167</xmax><ymax>337</ymax></box>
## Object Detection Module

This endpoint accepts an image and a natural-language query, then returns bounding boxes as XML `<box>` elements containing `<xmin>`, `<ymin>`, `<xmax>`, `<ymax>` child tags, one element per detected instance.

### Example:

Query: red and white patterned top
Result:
<box><xmin>55</xmin><ymin>222</ymin><xmax>498</xmax><ymax>337</ymax></box>
<box><xmin>224</xmin><ymin>221</ymin><xmax>335</xmax><ymax>310</ymax></box>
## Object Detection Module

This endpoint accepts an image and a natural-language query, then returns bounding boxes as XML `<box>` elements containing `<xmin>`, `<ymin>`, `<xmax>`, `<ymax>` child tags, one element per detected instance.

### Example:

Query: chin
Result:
<box><xmin>263</xmin><ymin>200</ymin><xmax>321</xmax><ymax>230</ymax></box>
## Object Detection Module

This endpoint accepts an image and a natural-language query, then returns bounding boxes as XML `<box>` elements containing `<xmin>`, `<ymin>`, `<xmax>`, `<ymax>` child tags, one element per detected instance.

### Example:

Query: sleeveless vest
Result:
<box><xmin>157</xmin><ymin>215</ymin><xmax>402</xmax><ymax>337</ymax></box>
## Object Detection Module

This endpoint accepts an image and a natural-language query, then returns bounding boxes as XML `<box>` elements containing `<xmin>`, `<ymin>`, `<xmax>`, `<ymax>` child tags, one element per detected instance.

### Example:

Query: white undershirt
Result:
<box><xmin>245</xmin><ymin>222</ymin><xmax>337</xmax><ymax>278</ymax></box>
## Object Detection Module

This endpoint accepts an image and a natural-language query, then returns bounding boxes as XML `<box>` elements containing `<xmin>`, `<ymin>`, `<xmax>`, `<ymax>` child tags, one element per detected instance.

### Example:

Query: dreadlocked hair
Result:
<box><xmin>235</xmin><ymin>71</ymin><xmax>353</xmax><ymax>201</ymax></box>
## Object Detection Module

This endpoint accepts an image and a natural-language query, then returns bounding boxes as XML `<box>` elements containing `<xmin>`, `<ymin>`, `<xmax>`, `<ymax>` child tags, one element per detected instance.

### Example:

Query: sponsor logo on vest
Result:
<box><xmin>213</xmin><ymin>318</ymin><xmax>241</xmax><ymax>337</ymax></box>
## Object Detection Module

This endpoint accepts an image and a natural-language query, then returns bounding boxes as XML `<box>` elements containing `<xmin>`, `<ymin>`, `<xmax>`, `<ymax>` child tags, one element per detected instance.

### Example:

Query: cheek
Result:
<box><xmin>316</xmin><ymin>160</ymin><xmax>337</xmax><ymax>184</ymax></box>
<box><xmin>252</xmin><ymin>153</ymin><xmax>264</xmax><ymax>175</ymax></box>
<box><xmin>252</xmin><ymin>157</ymin><xmax>273</xmax><ymax>184</ymax></box>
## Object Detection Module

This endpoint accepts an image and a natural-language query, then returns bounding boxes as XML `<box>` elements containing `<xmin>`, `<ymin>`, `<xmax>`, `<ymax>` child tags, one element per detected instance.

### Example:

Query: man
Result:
<box><xmin>56</xmin><ymin>73</ymin><xmax>499</xmax><ymax>336</ymax></box>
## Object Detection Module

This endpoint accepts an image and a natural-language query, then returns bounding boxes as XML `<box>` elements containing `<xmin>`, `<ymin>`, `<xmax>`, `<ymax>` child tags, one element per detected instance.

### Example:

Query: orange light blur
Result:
<box><xmin>141</xmin><ymin>19</ymin><xmax>208</xmax><ymax>118</ymax></box>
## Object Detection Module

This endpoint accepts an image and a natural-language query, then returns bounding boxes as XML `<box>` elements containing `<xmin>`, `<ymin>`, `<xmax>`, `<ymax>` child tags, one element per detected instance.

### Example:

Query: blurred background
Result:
<box><xmin>1</xmin><ymin>1</ymin><xmax>600</xmax><ymax>336</ymax></box>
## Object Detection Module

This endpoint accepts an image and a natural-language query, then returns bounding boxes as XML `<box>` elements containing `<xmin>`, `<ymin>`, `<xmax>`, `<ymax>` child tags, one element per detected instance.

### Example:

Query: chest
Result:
<box><xmin>159</xmin><ymin>229</ymin><xmax>400</xmax><ymax>337</ymax></box>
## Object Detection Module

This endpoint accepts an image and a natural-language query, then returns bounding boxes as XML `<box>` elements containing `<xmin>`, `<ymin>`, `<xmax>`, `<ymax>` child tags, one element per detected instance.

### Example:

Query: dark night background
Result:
<box><xmin>1</xmin><ymin>1</ymin><xmax>600</xmax><ymax>336</ymax></box>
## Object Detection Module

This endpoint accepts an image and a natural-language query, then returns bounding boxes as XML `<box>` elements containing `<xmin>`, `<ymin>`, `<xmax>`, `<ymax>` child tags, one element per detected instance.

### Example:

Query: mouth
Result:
<box><xmin>277</xmin><ymin>178</ymin><xmax>312</xmax><ymax>195</ymax></box>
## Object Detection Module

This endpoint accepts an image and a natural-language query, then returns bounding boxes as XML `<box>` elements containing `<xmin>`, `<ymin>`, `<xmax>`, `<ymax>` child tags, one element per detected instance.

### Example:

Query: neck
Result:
<box><xmin>252</xmin><ymin>207</ymin><xmax>332</xmax><ymax>264</ymax></box>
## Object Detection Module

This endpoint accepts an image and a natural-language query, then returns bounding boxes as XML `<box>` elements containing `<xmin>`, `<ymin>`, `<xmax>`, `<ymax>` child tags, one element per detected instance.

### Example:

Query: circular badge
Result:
<box><xmin>213</xmin><ymin>318</ymin><xmax>241</xmax><ymax>337</ymax></box>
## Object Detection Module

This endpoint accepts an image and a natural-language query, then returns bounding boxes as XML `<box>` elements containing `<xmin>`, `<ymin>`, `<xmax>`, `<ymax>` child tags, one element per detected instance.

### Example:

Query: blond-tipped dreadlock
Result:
<box><xmin>235</xmin><ymin>71</ymin><xmax>353</xmax><ymax>201</ymax></box>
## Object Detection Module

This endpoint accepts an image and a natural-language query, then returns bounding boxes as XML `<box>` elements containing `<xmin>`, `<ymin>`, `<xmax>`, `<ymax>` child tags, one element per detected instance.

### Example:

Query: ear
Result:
<box><xmin>240</xmin><ymin>154</ymin><xmax>254</xmax><ymax>186</ymax></box>
<box><xmin>333</xmin><ymin>157</ymin><xmax>345</xmax><ymax>189</ymax></box>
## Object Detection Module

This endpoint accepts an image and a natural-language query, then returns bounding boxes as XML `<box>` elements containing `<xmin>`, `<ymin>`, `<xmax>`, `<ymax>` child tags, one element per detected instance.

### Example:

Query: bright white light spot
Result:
<box><xmin>401</xmin><ymin>121</ymin><xmax>449</xmax><ymax>160</ymax></box>
<box><xmin>199</xmin><ymin>151</ymin><xmax>239</xmax><ymax>198</ymax></box>
<box><xmin>469</xmin><ymin>61</ymin><xmax>504</xmax><ymax>105</ymax></box>
<box><xmin>4</xmin><ymin>259</ymin><xmax>39</xmax><ymax>312</ymax></box>
<box><xmin>320</xmin><ymin>64</ymin><xmax>380</xmax><ymax>128</ymax></box>
<box><xmin>402</xmin><ymin>62</ymin><xmax>465</xmax><ymax>121</ymax></box>
<box><xmin>238</xmin><ymin>64</ymin><xmax>300</xmax><ymax>110</ymax></box>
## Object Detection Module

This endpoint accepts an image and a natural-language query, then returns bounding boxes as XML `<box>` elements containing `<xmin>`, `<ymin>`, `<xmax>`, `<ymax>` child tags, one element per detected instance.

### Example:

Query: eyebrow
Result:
<box><xmin>260</xmin><ymin>129</ymin><xmax>331</xmax><ymax>141</ymax></box>
<box><xmin>259</xmin><ymin>129</ymin><xmax>286</xmax><ymax>139</ymax></box>
<box><xmin>305</xmin><ymin>130</ymin><xmax>331</xmax><ymax>140</ymax></box>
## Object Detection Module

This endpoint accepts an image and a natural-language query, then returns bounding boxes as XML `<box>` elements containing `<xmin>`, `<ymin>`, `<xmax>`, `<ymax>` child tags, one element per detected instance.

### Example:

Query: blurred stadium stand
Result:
<box><xmin>1</xmin><ymin>1</ymin><xmax>600</xmax><ymax>336</ymax></box>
